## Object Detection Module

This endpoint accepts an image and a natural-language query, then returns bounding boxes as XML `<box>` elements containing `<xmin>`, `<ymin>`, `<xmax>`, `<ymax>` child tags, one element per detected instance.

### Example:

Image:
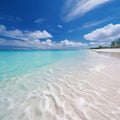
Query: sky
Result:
<box><xmin>0</xmin><ymin>0</ymin><xmax>120</xmax><ymax>50</ymax></box>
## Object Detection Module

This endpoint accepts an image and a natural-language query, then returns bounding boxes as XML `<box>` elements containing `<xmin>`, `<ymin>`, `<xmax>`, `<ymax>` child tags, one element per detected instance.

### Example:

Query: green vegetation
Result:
<box><xmin>110</xmin><ymin>38</ymin><xmax>120</xmax><ymax>48</ymax></box>
<box><xmin>90</xmin><ymin>38</ymin><xmax>120</xmax><ymax>49</ymax></box>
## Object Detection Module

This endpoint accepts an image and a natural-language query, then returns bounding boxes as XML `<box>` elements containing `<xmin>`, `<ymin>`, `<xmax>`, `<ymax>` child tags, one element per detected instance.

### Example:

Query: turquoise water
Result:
<box><xmin>0</xmin><ymin>50</ymin><xmax>86</xmax><ymax>80</ymax></box>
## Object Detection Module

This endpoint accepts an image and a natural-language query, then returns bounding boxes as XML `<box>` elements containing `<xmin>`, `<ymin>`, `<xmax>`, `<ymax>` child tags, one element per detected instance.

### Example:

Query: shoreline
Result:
<box><xmin>0</xmin><ymin>50</ymin><xmax>120</xmax><ymax>120</ymax></box>
<box><xmin>92</xmin><ymin>48</ymin><xmax>120</xmax><ymax>59</ymax></box>
<box><xmin>92</xmin><ymin>48</ymin><xmax>120</xmax><ymax>53</ymax></box>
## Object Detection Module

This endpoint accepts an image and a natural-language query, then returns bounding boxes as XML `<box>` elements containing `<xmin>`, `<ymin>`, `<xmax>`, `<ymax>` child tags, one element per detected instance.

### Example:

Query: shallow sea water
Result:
<box><xmin>0</xmin><ymin>50</ymin><xmax>120</xmax><ymax>120</ymax></box>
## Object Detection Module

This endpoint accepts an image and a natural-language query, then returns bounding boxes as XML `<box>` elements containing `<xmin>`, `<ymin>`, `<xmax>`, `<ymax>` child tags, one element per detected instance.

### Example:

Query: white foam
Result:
<box><xmin>89</xmin><ymin>64</ymin><xmax>105</xmax><ymax>73</ymax></box>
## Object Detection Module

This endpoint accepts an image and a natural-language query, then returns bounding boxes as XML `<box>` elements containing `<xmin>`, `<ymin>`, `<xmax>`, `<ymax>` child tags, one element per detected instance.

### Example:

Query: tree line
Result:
<box><xmin>90</xmin><ymin>38</ymin><xmax>120</xmax><ymax>49</ymax></box>
<box><xmin>110</xmin><ymin>38</ymin><xmax>120</xmax><ymax>48</ymax></box>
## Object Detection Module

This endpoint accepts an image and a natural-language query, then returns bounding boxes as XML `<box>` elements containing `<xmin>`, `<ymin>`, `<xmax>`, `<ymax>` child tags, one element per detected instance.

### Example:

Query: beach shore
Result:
<box><xmin>0</xmin><ymin>50</ymin><xmax>120</xmax><ymax>120</ymax></box>
<box><xmin>92</xmin><ymin>48</ymin><xmax>120</xmax><ymax>59</ymax></box>
<box><xmin>93</xmin><ymin>48</ymin><xmax>120</xmax><ymax>53</ymax></box>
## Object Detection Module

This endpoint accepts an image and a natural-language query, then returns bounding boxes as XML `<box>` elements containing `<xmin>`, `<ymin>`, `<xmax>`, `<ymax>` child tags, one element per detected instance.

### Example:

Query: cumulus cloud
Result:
<box><xmin>84</xmin><ymin>23</ymin><xmax>120</xmax><ymax>41</ymax></box>
<box><xmin>28</xmin><ymin>30</ymin><xmax>52</xmax><ymax>39</ymax></box>
<box><xmin>0</xmin><ymin>24</ymin><xmax>87</xmax><ymax>50</ymax></box>
<box><xmin>0</xmin><ymin>38</ymin><xmax>87</xmax><ymax>50</ymax></box>
<box><xmin>88</xmin><ymin>41</ymin><xmax>109</xmax><ymax>47</ymax></box>
<box><xmin>62</xmin><ymin>0</ymin><xmax>111</xmax><ymax>22</ymax></box>
<box><xmin>60</xmin><ymin>39</ymin><xmax>87</xmax><ymax>47</ymax></box>
<box><xmin>41</xmin><ymin>39</ymin><xmax>53</xmax><ymax>46</ymax></box>
<box><xmin>0</xmin><ymin>24</ymin><xmax>52</xmax><ymax>41</ymax></box>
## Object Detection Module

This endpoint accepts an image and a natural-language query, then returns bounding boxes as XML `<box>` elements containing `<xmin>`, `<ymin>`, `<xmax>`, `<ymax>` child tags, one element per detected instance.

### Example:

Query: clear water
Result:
<box><xmin>0</xmin><ymin>50</ymin><xmax>120</xmax><ymax>120</ymax></box>
<box><xmin>0</xmin><ymin>50</ymin><xmax>84</xmax><ymax>80</ymax></box>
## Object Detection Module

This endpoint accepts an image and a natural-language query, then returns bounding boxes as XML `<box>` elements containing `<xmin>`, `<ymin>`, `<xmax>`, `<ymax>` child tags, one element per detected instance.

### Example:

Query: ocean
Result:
<box><xmin>0</xmin><ymin>50</ymin><xmax>120</xmax><ymax>120</ymax></box>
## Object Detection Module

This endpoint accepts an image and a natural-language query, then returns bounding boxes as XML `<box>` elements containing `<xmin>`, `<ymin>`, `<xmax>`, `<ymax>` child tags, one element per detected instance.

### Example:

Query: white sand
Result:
<box><xmin>93</xmin><ymin>48</ymin><xmax>120</xmax><ymax>59</ymax></box>
<box><xmin>93</xmin><ymin>48</ymin><xmax>120</xmax><ymax>53</ymax></box>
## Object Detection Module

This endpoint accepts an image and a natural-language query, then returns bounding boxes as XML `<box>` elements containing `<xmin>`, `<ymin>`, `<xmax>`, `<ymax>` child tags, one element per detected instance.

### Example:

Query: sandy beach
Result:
<box><xmin>0</xmin><ymin>50</ymin><xmax>120</xmax><ymax>120</ymax></box>
<box><xmin>93</xmin><ymin>49</ymin><xmax>120</xmax><ymax>59</ymax></box>
<box><xmin>93</xmin><ymin>48</ymin><xmax>120</xmax><ymax>53</ymax></box>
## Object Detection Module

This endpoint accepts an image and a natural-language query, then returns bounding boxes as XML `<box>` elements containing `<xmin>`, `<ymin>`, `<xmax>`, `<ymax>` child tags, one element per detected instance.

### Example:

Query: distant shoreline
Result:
<box><xmin>92</xmin><ymin>48</ymin><xmax>120</xmax><ymax>53</ymax></box>
<box><xmin>92</xmin><ymin>48</ymin><xmax>120</xmax><ymax>59</ymax></box>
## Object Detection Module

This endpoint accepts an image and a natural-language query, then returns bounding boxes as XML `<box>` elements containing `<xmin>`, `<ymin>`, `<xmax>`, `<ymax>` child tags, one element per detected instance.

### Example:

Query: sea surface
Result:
<box><xmin>0</xmin><ymin>50</ymin><xmax>120</xmax><ymax>120</ymax></box>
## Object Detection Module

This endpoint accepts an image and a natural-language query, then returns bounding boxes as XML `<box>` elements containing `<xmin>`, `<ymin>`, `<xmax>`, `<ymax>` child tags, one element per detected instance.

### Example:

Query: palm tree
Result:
<box><xmin>116</xmin><ymin>38</ymin><xmax>120</xmax><ymax>47</ymax></box>
<box><xmin>110</xmin><ymin>41</ymin><xmax>116</xmax><ymax>48</ymax></box>
<box><xmin>98</xmin><ymin>45</ymin><xmax>103</xmax><ymax>49</ymax></box>
<box><xmin>110</xmin><ymin>38</ymin><xmax>120</xmax><ymax>48</ymax></box>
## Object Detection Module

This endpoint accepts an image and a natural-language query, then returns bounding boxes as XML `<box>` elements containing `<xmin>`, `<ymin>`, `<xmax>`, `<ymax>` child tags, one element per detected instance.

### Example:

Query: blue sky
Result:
<box><xmin>0</xmin><ymin>0</ymin><xmax>120</xmax><ymax>50</ymax></box>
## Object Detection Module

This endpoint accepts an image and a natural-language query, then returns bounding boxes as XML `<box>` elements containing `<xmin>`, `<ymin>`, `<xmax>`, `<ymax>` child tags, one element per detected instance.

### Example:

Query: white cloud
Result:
<box><xmin>0</xmin><ymin>24</ymin><xmax>87</xmax><ymax>50</ymax></box>
<box><xmin>0</xmin><ymin>24</ymin><xmax>53</xmax><ymax>41</ymax></box>
<box><xmin>58</xmin><ymin>25</ymin><xmax>63</xmax><ymax>29</ymax></box>
<box><xmin>88</xmin><ymin>41</ymin><xmax>110</xmax><ymax>47</ymax></box>
<box><xmin>28</xmin><ymin>30</ymin><xmax>52</xmax><ymax>39</ymax></box>
<box><xmin>0</xmin><ymin>16</ymin><xmax>22</xmax><ymax>22</ymax></box>
<box><xmin>62</xmin><ymin>0</ymin><xmax>111</xmax><ymax>22</ymax></box>
<box><xmin>68</xmin><ymin>29</ymin><xmax>74</xmax><ymax>33</ymax></box>
<box><xmin>89</xmin><ymin>42</ymin><xmax>97</xmax><ymax>45</ymax></box>
<box><xmin>83</xmin><ymin>18</ymin><xmax>109</xmax><ymax>28</ymax></box>
<box><xmin>42</xmin><ymin>39</ymin><xmax>53</xmax><ymax>46</ymax></box>
<box><xmin>0</xmin><ymin>38</ymin><xmax>87</xmax><ymax>50</ymax></box>
<box><xmin>84</xmin><ymin>23</ymin><xmax>120</xmax><ymax>41</ymax></box>
<box><xmin>35</xmin><ymin>18</ymin><xmax>46</xmax><ymax>24</ymax></box>
<box><xmin>0</xmin><ymin>38</ymin><xmax>30</xmax><ymax>47</ymax></box>
<box><xmin>68</xmin><ymin>27</ymin><xmax>82</xmax><ymax>33</ymax></box>
<box><xmin>0</xmin><ymin>25</ymin><xmax>6</xmax><ymax>32</ymax></box>
<box><xmin>60</xmin><ymin>39</ymin><xmax>87</xmax><ymax>47</ymax></box>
